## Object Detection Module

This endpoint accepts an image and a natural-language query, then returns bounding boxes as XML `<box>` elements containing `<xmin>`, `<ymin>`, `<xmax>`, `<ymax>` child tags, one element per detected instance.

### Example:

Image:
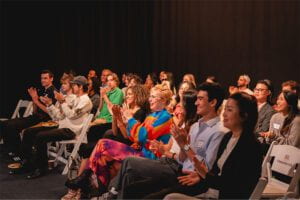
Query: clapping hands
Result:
<box><xmin>27</xmin><ymin>87</ymin><xmax>39</xmax><ymax>103</ymax></box>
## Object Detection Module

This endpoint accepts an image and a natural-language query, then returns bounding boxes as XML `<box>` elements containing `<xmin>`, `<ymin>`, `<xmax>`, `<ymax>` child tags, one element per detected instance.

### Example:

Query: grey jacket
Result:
<box><xmin>255</xmin><ymin>103</ymin><xmax>276</xmax><ymax>136</ymax></box>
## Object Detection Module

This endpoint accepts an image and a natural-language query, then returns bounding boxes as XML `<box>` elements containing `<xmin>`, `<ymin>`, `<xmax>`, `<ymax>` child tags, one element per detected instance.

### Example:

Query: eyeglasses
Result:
<box><xmin>254</xmin><ymin>88</ymin><xmax>268</xmax><ymax>93</ymax></box>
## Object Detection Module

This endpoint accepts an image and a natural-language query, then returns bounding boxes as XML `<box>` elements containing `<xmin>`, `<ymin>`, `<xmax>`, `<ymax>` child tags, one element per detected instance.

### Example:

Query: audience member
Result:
<box><xmin>260</xmin><ymin>91</ymin><xmax>300</xmax><ymax>148</ymax></box>
<box><xmin>105</xmin><ymin>82</ymin><xmax>226</xmax><ymax>199</ymax></box>
<box><xmin>164</xmin><ymin>92</ymin><xmax>262</xmax><ymax>199</ymax></box>
<box><xmin>88</xmin><ymin>77</ymin><xmax>100</xmax><ymax>115</ymax></box>
<box><xmin>183</xmin><ymin>74</ymin><xmax>197</xmax><ymax>88</ymax></box>
<box><xmin>254</xmin><ymin>79</ymin><xmax>276</xmax><ymax>138</ymax></box>
<box><xmin>229</xmin><ymin>74</ymin><xmax>253</xmax><ymax>95</ymax></box>
<box><xmin>100</xmin><ymin>69</ymin><xmax>112</xmax><ymax>88</ymax></box>
<box><xmin>1</xmin><ymin>70</ymin><xmax>57</xmax><ymax>157</ymax></box>
<box><xmin>64</xmin><ymin>84</ymin><xmax>173</xmax><ymax>197</ymax></box>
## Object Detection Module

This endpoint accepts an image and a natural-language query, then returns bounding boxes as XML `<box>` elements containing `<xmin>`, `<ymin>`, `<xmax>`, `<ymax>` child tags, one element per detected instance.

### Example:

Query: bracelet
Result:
<box><xmin>171</xmin><ymin>153</ymin><xmax>176</xmax><ymax>160</ymax></box>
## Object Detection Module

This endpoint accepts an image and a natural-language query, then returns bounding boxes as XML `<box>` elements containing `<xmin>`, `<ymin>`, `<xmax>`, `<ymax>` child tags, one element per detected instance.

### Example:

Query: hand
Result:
<box><xmin>112</xmin><ymin>105</ymin><xmax>123</xmax><ymax>121</ymax></box>
<box><xmin>27</xmin><ymin>87</ymin><xmax>39</xmax><ymax>102</ymax></box>
<box><xmin>260</xmin><ymin>131</ymin><xmax>275</xmax><ymax>139</ymax></box>
<box><xmin>90</xmin><ymin>118</ymin><xmax>107</xmax><ymax>126</ymax></box>
<box><xmin>149</xmin><ymin>140</ymin><xmax>166</xmax><ymax>155</ymax></box>
<box><xmin>192</xmin><ymin>156</ymin><xmax>208</xmax><ymax>178</ymax></box>
<box><xmin>178</xmin><ymin>171</ymin><xmax>201</xmax><ymax>186</ymax></box>
<box><xmin>229</xmin><ymin>86</ymin><xmax>238</xmax><ymax>95</ymax></box>
<box><xmin>40</xmin><ymin>96</ymin><xmax>53</xmax><ymax>106</ymax></box>
<box><xmin>131</xmin><ymin>142</ymin><xmax>141</xmax><ymax>150</ymax></box>
<box><xmin>100</xmin><ymin>87</ymin><xmax>109</xmax><ymax>97</ymax></box>
<box><xmin>171</xmin><ymin>123</ymin><xmax>188</xmax><ymax>148</ymax></box>
<box><xmin>54</xmin><ymin>91</ymin><xmax>65</xmax><ymax>103</ymax></box>
<box><xmin>121</xmin><ymin>103</ymin><xmax>133</xmax><ymax>121</ymax></box>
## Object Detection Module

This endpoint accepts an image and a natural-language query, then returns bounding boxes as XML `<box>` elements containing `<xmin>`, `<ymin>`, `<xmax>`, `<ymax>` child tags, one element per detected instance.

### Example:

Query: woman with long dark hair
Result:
<box><xmin>164</xmin><ymin>92</ymin><xmax>263</xmax><ymax>199</ymax></box>
<box><xmin>262</xmin><ymin>91</ymin><xmax>300</xmax><ymax>147</ymax></box>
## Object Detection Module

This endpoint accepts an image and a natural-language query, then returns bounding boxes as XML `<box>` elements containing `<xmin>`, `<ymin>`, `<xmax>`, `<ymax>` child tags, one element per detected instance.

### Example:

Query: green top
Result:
<box><xmin>96</xmin><ymin>87</ymin><xmax>123</xmax><ymax>123</ymax></box>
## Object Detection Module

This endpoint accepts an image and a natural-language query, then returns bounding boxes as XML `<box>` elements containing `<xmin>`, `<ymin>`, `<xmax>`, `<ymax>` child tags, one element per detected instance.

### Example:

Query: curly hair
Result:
<box><xmin>151</xmin><ymin>84</ymin><xmax>173</xmax><ymax>105</ymax></box>
<box><xmin>126</xmin><ymin>85</ymin><xmax>150</xmax><ymax>109</ymax></box>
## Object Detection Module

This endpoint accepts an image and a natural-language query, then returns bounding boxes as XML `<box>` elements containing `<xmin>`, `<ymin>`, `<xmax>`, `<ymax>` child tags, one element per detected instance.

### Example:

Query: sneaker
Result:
<box><xmin>61</xmin><ymin>189</ymin><xmax>80</xmax><ymax>200</ymax></box>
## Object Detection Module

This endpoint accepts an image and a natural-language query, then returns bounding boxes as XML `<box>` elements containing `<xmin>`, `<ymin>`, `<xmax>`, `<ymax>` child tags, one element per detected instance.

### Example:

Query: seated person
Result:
<box><xmin>182</xmin><ymin>73</ymin><xmax>197</xmax><ymax>88</ymax></box>
<box><xmin>253</xmin><ymin>80</ymin><xmax>276</xmax><ymax>139</ymax></box>
<box><xmin>165</xmin><ymin>92</ymin><xmax>263</xmax><ymax>200</ymax></box>
<box><xmin>63</xmin><ymin>84</ymin><xmax>173</xmax><ymax>199</ymax></box>
<box><xmin>87</xmin><ymin>77</ymin><xmax>100</xmax><ymax>115</ymax></box>
<box><xmin>0</xmin><ymin>70</ymin><xmax>57</xmax><ymax>158</ymax></box>
<box><xmin>104</xmin><ymin>82</ymin><xmax>226</xmax><ymax>200</ymax></box>
<box><xmin>10</xmin><ymin>75</ymin><xmax>92</xmax><ymax>179</ymax></box>
<box><xmin>260</xmin><ymin>91</ymin><xmax>300</xmax><ymax>148</ymax></box>
<box><xmin>80</xmin><ymin>73</ymin><xmax>124</xmax><ymax>160</ymax></box>
<box><xmin>229</xmin><ymin>74</ymin><xmax>253</xmax><ymax>95</ymax></box>
<box><xmin>281</xmin><ymin>80</ymin><xmax>300</xmax><ymax>109</ymax></box>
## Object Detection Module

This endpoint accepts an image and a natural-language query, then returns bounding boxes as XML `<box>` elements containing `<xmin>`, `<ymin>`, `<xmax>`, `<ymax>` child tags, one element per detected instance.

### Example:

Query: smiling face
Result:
<box><xmin>41</xmin><ymin>73</ymin><xmax>53</xmax><ymax>88</ymax></box>
<box><xmin>149</xmin><ymin>90</ymin><xmax>165</xmax><ymax>112</ymax></box>
<box><xmin>254</xmin><ymin>83</ymin><xmax>270</xmax><ymax>103</ymax></box>
<box><xmin>194</xmin><ymin>90</ymin><xmax>212</xmax><ymax>116</ymax></box>
<box><xmin>276</xmin><ymin>93</ymin><xmax>289</xmax><ymax>114</ymax></box>
<box><xmin>223</xmin><ymin>98</ymin><xmax>243</xmax><ymax>131</ymax></box>
<box><xmin>126</xmin><ymin>88</ymin><xmax>135</xmax><ymax>106</ymax></box>
<box><xmin>178</xmin><ymin>82</ymin><xmax>191</xmax><ymax>99</ymax></box>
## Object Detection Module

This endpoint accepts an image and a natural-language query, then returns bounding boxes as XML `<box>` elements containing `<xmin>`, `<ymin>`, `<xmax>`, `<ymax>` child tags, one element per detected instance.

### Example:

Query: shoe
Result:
<box><xmin>65</xmin><ymin>169</ymin><xmax>92</xmax><ymax>190</ymax></box>
<box><xmin>61</xmin><ymin>189</ymin><xmax>81</xmax><ymax>200</ymax></box>
<box><xmin>8</xmin><ymin>160</ymin><xmax>32</xmax><ymax>175</ymax></box>
<box><xmin>26</xmin><ymin>168</ymin><xmax>46</xmax><ymax>179</ymax></box>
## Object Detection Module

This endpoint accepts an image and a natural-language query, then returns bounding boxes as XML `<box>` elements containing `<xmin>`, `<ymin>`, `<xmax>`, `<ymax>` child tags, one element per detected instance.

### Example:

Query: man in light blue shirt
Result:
<box><xmin>105</xmin><ymin>82</ymin><xmax>227</xmax><ymax>199</ymax></box>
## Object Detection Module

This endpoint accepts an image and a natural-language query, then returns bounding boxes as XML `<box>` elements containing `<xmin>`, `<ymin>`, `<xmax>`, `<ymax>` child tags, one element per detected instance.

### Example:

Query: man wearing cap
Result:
<box><xmin>12</xmin><ymin>75</ymin><xmax>93</xmax><ymax>179</ymax></box>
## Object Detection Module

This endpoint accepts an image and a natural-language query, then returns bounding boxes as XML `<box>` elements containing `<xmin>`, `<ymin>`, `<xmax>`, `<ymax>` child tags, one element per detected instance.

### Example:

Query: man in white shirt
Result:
<box><xmin>13</xmin><ymin>76</ymin><xmax>92</xmax><ymax>179</ymax></box>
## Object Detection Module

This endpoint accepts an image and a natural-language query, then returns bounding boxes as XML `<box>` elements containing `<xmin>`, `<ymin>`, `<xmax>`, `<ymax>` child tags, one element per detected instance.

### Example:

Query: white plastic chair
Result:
<box><xmin>250</xmin><ymin>141</ymin><xmax>300</xmax><ymax>199</ymax></box>
<box><xmin>48</xmin><ymin>114</ymin><xmax>94</xmax><ymax>175</ymax></box>
<box><xmin>0</xmin><ymin>99</ymin><xmax>33</xmax><ymax>121</ymax></box>
<box><xmin>0</xmin><ymin>100</ymin><xmax>33</xmax><ymax>144</ymax></box>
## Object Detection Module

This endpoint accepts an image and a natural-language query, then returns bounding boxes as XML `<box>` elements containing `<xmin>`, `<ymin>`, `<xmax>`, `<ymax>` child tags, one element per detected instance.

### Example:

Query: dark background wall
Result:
<box><xmin>1</xmin><ymin>0</ymin><xmax>300</xmax><ymax>117</ymax></box>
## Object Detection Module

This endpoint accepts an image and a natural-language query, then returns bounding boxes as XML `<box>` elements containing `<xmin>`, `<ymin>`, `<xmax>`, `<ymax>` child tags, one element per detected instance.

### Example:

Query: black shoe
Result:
<box><xmin>9</xmin><ymin>166</ymin><xmax>32</xmax><ymax>175</ymax></box>
<box><xmin>26</xmin><ymin>168</ymin><xmax>46</xmax><ymax>179</ymax></box>
<box><xmin>65</xmin><ymin>169</ymin><xmax>92</xmax><ymax>190</ymax></box>
<box><xmin>8</xmin><ymin>159</ymin><xmax>32</xmax><ymax>175</ymax></box>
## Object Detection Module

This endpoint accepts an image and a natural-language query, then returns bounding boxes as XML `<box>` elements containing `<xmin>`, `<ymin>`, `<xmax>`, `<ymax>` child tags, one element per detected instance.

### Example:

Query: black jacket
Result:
<box><xmin>204</xmin><ymin>132</ymin><xmax>263</xmax><ymax>199</ymax></box>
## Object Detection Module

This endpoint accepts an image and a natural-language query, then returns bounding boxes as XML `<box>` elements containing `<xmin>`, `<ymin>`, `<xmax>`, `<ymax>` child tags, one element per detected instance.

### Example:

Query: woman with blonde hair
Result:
<box><xmin>63</xmin><ymin>84</ymin><xmax>173</xmax><ymax>198</ymax></box>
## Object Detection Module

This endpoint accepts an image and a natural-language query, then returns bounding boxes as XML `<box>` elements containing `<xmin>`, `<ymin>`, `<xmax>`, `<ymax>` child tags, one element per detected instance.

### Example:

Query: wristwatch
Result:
<box><xmin>183</xmin><ymin>144</ymin><xmax>190</xmax><ymax>151</ymax></box>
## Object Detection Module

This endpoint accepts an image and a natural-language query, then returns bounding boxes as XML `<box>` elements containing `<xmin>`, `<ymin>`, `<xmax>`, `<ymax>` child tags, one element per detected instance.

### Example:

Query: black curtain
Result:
<box><xmin>1</xmin><ymin>0</ymin><xmax>300</xmax><ymax>116</ymax></box>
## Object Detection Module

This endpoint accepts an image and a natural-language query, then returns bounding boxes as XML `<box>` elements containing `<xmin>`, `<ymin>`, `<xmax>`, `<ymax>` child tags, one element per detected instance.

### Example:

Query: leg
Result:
<box><xmin>21</xmin><ymin>126</ymin><xmax>55</xmax><ymax>161</ymax></box>
<box><xmin>87</xmin><ymin>123</ymin><xmax>112</xmax><ymax>143</ymax></box>
<box><xmin>34</xmin><ymin>128</ymin><xmax>76</xmax><ymax>170</ymax></box>
<box><xmin>142</xmin><ymin>181</ymin><xmax>206</xmax><ymax>199</ymax></box>
<box><xmin>164</xmin><ymin>193</ymin><xmax>199</xmax><ymax>200</ymax></box>
<box><xmin>109</xmin><ymin>157</ymin><xmax>179</xmax><ymax>199</ymax></box>
<box><xmin>1</xmin><ymin>115</ymin><xmax>42</xmax><ymax>154</ymax></box>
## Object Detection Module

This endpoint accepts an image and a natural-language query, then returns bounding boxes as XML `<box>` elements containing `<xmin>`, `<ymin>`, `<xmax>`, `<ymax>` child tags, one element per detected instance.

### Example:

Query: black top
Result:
<box><xmin>203</xmin><ymin>132</ymin><xmax>263</xmax><ymax>199</ymax></box>
<box><xmin>133</xmin><ymin>107</ymin><xmax>148</xmax><ymax>123</ymax></box>
<box><xmin>35</xmin><ymin>85</ymin><xmax>57</xmax><ymax>119</ymax></box>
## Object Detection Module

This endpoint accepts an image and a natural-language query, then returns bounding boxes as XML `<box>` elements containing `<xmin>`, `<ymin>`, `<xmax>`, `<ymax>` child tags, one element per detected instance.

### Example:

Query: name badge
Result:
<box><xmin>273</xmin><ymin>123</ymin><xmax>280</xmax><ymax>130</ymax></box>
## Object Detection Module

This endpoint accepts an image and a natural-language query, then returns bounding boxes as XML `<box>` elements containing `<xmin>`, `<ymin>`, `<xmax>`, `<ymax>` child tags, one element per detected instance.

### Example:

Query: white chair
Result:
<box><xmin>0</xmin><ymin>99</ymin><xmax>33</xmax><ymax>121</ymax></box>
<box><xmin>0</xmin><ymin>100</ymin><xmax>33</xmax><ymax>144</ymax></box>
<box><xmin>48</xmin><ymin>114</ymin><xmax>94</xmax><ymax>175</ymax></box>
<box><xmin>250</xmin><ymin>141</ymin><xmax>300</xmax><ymax>199</ymax></box>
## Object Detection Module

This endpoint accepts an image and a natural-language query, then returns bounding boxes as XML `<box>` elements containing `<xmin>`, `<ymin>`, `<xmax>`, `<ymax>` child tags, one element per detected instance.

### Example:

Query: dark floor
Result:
<box><xmin>0</xmin><ymin>146</ymin><xmax>68</xmax><ymax>199</ymax></box>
